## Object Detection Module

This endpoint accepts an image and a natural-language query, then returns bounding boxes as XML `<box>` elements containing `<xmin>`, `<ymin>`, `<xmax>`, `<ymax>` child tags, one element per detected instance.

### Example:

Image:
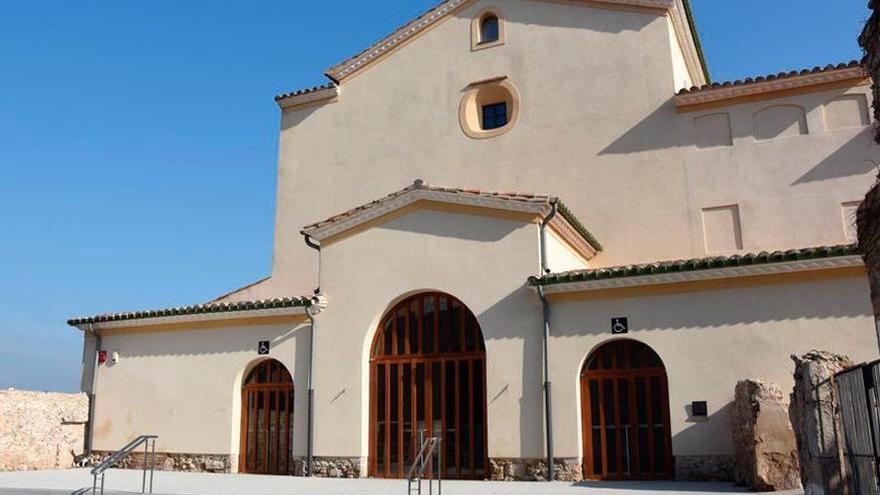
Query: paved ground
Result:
<box><xmin>0</xmin><ymin>469</ymin><xmax>804</xmax><ymax>495</ymax></box>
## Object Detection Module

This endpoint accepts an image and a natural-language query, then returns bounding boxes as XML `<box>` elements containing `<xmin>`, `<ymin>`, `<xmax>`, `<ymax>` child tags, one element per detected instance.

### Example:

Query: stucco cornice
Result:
<box><xmin>325</xmin><ymin>0</ymin><xmax>475</xmax><ymax>83</ymax></box>
<box><xmin>304</xmin><ymin>188</ymin><xmax>549</xmax><ymax>242</ymax></box>
<box><xmin>275</xmin><ymin>85</ymin><xmax>339</xmax><ymax>110</ymax></box>
<box><xmin>322</xmin><ymin>0</ymin><xmax>707</xmax><ymax>86</ymax></box>
<box><xmin>535</xmin><ymin>255</ymin><xmax>863</xmax><ymax>294</ymax></box>
<box><xmin>300</xmin><ymin>181</ymin><xmax>601</xmax><ymax>259</ymax></box>
<box><xmin>675</xmin><ymin>64</ymin><xmax>868</xmax><ymax>110</ymax></box>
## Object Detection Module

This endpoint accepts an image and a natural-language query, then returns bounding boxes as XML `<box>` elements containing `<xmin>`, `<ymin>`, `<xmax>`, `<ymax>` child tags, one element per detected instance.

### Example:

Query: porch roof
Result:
<box><xmin>530</xmin><ymin>244</ymin><xmax>862</xmax><ymax>291</ymax></box>
<box><xmin>67</xmin><ymin>296</ymin><xmax>310</xmax><ymax>329</ymax></box>
<box><xmin>300</xmin><ymin>179</ymin><xmax>602</xmax><ymax>257</ymax></box>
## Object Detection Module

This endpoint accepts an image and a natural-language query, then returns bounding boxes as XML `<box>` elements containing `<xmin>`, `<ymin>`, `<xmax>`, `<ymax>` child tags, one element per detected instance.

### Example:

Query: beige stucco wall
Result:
<box><xmin>547</xmin><ymin>272</ymin><xmax>877</xmax><ymax>460</ymax></box>
<box><xmin>91</xmin><ymin>320</ymin><xmax>310</xmax><ymax>465</ymax></box>
<box><xmin>314</xmin><ymin>207</ymin><xmax>546</xmax><ymax>460</ymax></box>
<box><xmin>268</xmin><ymin>0</ymin><xmax>875</xmax><ymax>298</ymax></box>
<box><xmin>545</xmin><ymin>229</ymin><xmax>590</xmax><ymax>273</ymax></box>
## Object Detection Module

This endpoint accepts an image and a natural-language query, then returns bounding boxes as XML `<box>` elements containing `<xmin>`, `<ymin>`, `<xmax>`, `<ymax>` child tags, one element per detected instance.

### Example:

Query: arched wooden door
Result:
<box><xmin>580</xmin><ymin>340</ymin><xmax>673</xmax><ymax>480</ymax></box>
<box><xmin>369</xmin><ymin>292</ymin><xmax>487</xmax><ymax>479</ymax></box>
<box><xmin>239</xmin><ymin>359</ymin><xmax>295</xmax><ymax>475</ymax></box>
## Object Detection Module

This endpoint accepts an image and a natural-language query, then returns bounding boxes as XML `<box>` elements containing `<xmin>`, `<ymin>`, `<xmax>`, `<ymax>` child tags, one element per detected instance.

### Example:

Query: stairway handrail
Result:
<box><xmin>406</xmin><ymin>436</ymin><xmax>439</xmax><ymax>481</ymax></box>
<box><xmin>91</xmin><ymin>435</ymin><xmax>158</xmax><ymax>495</ymax></box>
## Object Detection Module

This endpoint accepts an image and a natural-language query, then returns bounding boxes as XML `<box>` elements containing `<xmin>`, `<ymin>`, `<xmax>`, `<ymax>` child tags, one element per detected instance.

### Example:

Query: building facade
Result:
<box><xmin>70</xmin><ymin>0</ymin><xmax>879</xmax><ymax>482</ymax></box>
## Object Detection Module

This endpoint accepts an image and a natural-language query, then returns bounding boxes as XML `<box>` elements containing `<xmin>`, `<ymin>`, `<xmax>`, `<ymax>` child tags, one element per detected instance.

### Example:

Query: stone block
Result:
<box><xmin>790</xmin><ymin>350</ymin><xmax>853</xmax><ymax>495</ymax></box>
<box><xmin>731</xmin><ymin>379</ymin><xmax>801</xmax><ymax>491</ymax></box>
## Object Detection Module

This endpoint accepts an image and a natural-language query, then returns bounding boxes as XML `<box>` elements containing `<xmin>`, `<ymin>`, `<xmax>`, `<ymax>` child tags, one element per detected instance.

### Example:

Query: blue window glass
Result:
<box><xmin>480</xmin><ymin>15</ymin><xmax>499</xmax><ymax>43</ymax></box>
<box><xmin>481</xmin><ymin>102</ymin><xmax>507</xmax><ymax>130</ymax></box>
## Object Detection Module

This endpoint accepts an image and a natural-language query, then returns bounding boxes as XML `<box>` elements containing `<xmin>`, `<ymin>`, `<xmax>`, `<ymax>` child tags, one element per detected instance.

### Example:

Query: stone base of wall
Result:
<box><xmin>675</xmin><ymin>455</ymin><xmax>735</xmax><ymax>481</ymax></box>
<box><xmin>298</xmin><ymin>456</ymin><xmax>364</xmax><ymax>478</ymax></box>
<box><xmin>83</xmin><ymin>452</ymin><xmax>232</xmax><ymax>473</ymax></box>
<box><xmin>489</xmin><ymin>457</ymin><xmax>581</xmax><ymax>481</ymax></box>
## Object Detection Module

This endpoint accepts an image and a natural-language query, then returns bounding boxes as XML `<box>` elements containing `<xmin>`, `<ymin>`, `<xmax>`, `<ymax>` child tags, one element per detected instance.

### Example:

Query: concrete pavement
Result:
<box><xmin>0</xmin><ymin>469</ymin><xmax>804</xmax><ymax>495</ymax></box>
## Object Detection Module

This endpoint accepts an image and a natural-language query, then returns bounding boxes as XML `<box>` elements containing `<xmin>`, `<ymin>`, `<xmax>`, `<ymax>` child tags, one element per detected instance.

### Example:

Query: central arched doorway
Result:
<box><xmin>369</xmin><ymin>292</ymin><xmax>487</xmax><ymax>479</ymax></box>
<box><xmin>239</xmin><ymin>359</ymin><xmax>295</xmax><ymax>475</ymax></box>
<box><xmin>580</xmin><ymin>340</ymin><xmax>673</xmax><ymax>480</ymax></box>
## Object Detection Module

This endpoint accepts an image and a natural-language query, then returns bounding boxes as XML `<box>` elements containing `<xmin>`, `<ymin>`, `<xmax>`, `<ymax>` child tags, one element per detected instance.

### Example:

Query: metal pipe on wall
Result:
<box><xmin>85</xmin><ymin>322</ymin><xmax>102</xmax><ymax>454</ymax></box>
<box><xmin>537</xmin><ymin>200</ymin><xmax>558</xmax><ymax>481</ymax></box>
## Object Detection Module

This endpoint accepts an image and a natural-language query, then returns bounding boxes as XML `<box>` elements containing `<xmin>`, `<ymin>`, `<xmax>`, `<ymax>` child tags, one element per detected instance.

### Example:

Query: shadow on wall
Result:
<box><xmin>599</xmin><ymin>99</ymin><xmax>687</xmax><ymax>155</ymax></box>
<box><xmin>378</xmin><ymin>210</ymin><xmax>523</xmax><ymax>243</ymax></box>
<box><xmin>452</xmin><ymin>0</ymin><xmax>653</xmax><ymax>34</ymax></box>
<box><xmin>550</xmin><ymin>279</ymin><xmax>872</xmax><ymax>337</ymax></box>
<box><xmin>280</xmin><ymin>102</ymin><xmax>325</xmax><ymax>132</ymax></box>
<box><xmin>672</xmin><ymin>401</ymin><xmax>734</xmax><ymax>460</ymax></box>
<box><xmin>792</xmin><ymin>127</ymin><xmax>879</xmax><ymax>184</ymax></box>
<box><xmin>108</xmin><ymin>324</ymin><xmax>310</xmax><ymax>358</ymax></box>
<box><xmin>478</xmin><ymin>287</ymin><xmax>546</xmax><ymax>460</ymax></box>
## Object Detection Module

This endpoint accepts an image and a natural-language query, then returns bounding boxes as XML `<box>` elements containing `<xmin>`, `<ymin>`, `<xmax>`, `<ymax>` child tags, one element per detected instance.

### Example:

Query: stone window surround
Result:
<box><xmin>459</xmin><ymin>76</ymin><xmax>521</xmax><ymax>139</ymax></box>
<box><xmin>471</xmin><ymin>6</ymin><xmax>506</xmax><ymax>51</ymax></box>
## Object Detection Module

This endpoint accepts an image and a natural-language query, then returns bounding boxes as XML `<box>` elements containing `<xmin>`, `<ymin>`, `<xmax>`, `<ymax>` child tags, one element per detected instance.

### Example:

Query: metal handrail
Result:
<box><xmin>406</xmin><ymin>432</ymin><xmax>441</xmax><ymax>495</ymax></box>
<box><xmin>91</xmin><ymin>435</ymin><xmax>158</xmax><ymax>495</ymax></box>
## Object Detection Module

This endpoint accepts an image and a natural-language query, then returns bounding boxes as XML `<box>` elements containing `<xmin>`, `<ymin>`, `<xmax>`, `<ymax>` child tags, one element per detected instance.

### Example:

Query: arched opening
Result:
<box><xmin>368</xmin><ymin>292</ymin><xmax>487</xmax><ymax>479</ymax></box>
<box><xmin>580</xmin><ymin>340</ymin><xmax>673</xmax><ymax>480</ymax></box>
<box><xmin>479</xmin><ymin>14</ymin><xmax>499</xmax><ymax>44</ymax></box>
<box><xmin>239</xmin><ymin>359</ymin><xmax>295</xmax><ymax>475</ymax></box>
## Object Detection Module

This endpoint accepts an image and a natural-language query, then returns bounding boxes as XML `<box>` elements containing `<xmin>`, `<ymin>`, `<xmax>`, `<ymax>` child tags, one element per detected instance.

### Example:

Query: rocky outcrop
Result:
<box><xmin>731</xmin><ymin>380</ymin><xmax>801</xmax><ymax>491</ymax></box>
<box><xmin>790</xmin><ymin>351</ymin><xmax>853</xmax><ymax>495</ymax></box>
<box><xmin>489</xmin><ymin>457</ymin><xmax>581</xmax><ymax>481</ymax></box>
<box><xmin>0</xmin><ymin>389</ymin><xmax>88</xmax><ymax>471</ymax></box>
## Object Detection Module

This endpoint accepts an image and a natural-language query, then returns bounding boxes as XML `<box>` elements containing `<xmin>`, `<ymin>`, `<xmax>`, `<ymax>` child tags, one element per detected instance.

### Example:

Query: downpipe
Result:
<box><xmin>85</xmin><ymin>322</ymin><xmax>102</xmax><ymax>454</ymax></box>
<box><xmin>303</xmin><ymin>233</ymin><xmax>324</xmax><ymax>477</ymax></box>
<box><xmin>305</xmin><ymin>294</ymin><xmax>327</xmax><ymax>477</ymax></box>
<box><xmin>537</xmin><ymin>200</ymin><xmax>558</xmax><ymax>481</ymax></box>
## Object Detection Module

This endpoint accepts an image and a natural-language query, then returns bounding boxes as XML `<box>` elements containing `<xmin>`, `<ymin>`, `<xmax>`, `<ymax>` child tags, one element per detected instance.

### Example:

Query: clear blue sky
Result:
<box><xmin>0</xmin><ymin>1</ymin><xmax>871</xmax><ymax>392</ymax></box>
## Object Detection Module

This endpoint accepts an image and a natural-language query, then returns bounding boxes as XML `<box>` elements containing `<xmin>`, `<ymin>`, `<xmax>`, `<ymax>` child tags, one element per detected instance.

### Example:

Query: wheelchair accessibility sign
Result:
<box><xmin>611</xmin><ymin>317</ymin><xmax>628</xmax><ymax>334</ymax></box>
<box><xmin>258</xmin><ymin>340</ymin><xmax>271</xmax><ymax>355</ymax></box>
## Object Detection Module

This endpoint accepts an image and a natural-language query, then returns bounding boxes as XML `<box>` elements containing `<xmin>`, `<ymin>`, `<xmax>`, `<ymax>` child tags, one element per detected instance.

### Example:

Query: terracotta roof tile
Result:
<box><xmin>67</xmin><ymin>296</ymin><xmax>310</xmax><ymax>326</ymax></box>
<box><xmin>274</xmin><ymin>82</ymin><xmax>337</xmax><ymax>102</ymax></box>
<box><xmin>676</xmin><ymin>60</ymin><xmax>863</xmax><ymax>96</ymax></box>
<box><xmin>301</xmin><ymin>179</ymin><xmax>553</xmax><ymax>232</ymax></box>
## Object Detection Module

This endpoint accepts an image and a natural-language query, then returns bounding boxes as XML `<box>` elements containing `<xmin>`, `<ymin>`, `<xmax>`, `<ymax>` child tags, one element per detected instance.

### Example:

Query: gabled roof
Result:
<box><xmin>67</xmin><ymin>296</ymin><xmax>310</xmax><ymax>329</ymax></box>
<box><xmin>273</xmin><ymin>0</ymin><xmax>708</xmax><ymax>103</ymax></box>
<box><xmin>300</xmin><ymin>179</ymin><xmax>602</xmax><ymax>258</ymax></box>
<box><xmin>529</xmin><ymin>244</ymin><xmax>861</xmax><ymax>292</ymax></box>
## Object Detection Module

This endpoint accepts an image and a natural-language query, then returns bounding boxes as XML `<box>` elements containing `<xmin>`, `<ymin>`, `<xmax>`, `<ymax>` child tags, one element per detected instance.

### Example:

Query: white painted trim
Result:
<box><xmin>538</xmin><ymin>255</ymin><xmax>864</xmax><ymax>294</ymax></box>
<box><xmin>74</xmin><ymin>305</ymin><xmax>307</xmax><ymax>331</ymax></box>
<box><xmin>302</xmin><ymin>189</ymin><xmax>550</xmax><ymax>241</ymax></box>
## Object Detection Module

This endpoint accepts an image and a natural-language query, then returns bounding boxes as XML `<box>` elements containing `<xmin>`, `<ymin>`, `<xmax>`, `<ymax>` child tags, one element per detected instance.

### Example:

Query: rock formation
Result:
<box><xmin>731</xmin><ymin>379</ymin><xmax>801</xmax><ymax>491</ymax></box>
<box><xmin>790</xmin><ymin>351</ymin><xmax>853</xmax><ymax>495</ymax></box>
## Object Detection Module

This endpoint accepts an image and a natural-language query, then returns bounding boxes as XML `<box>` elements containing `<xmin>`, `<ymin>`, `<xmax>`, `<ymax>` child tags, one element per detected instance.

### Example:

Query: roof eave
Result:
<box><xmin>69</xmin><ymin>305</ymin><xmax>308</xmax><ymax>331</ymax></box>
<box><xmin>530</xmin><ymin>252</ymin><xmax>862</xmax><ymax>293</ymax></box>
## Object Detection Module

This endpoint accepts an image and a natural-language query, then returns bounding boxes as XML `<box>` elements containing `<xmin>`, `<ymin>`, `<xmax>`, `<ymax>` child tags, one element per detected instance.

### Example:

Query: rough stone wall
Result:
<box><xmin>0</xmin><ymin>389</ymin><xmax>88</xmax><ymax>471</ymax></box>
<box><xmin>306</xmin><ymin>456</ymin><xmax>363</xmax><ymax>478</ymax></box>
<box><xmin>674</xmin><ymin>455</ymin><xmax>735</xmax><ymax>481</ymax></box>
<box><xmin>857</xmin><ymin>177</ymin><xmax>880</xmax><ymax>324</ymax></box>
<box><xmin>489</xmin><ymin>457</ymin><xmax>581</xmax><ymax>481</ymax></box>
<box><xmin>790</xmin><ymin>351</ymin><xmax>853</xmax><ymax>495</ymax></box>
<box><xmin>859</xmin><ymin>0</ymin><xmax>880</xmax><ymax>143</ymax></box>
<box><xmin>83</xmin><ymin>452</ymin><xmax>231</xmax><ymax>473</ymax></box>
<box><xmin>731</xmin><ymin>380</ymin><xmax>801</xmax><ymax>491</ymax></box>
